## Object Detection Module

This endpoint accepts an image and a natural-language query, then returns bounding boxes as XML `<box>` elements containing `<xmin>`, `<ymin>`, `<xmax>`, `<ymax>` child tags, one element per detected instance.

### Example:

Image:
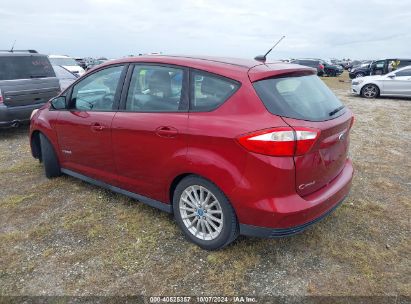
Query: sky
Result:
<box><xmin>1</xmin><ymin>0</ymin><xmax>410</xmax><ymax>61</ymax></box>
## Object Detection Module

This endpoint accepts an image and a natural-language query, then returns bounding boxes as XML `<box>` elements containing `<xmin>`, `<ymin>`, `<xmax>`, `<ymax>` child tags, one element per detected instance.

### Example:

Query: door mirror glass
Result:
<box><xmin>51</xmin><ymin>96</ymin><xmax>66</xmax><ymax>110</ymax></box>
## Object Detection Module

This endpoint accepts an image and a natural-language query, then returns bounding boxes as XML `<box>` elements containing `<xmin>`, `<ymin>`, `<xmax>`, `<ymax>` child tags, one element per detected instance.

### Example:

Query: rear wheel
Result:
<box><xmin>173</xmin><ymin>176</ymin><xmax>239</xmax><ymax>250</ymax></box>
<box><xmin>361</xmin><ymin>84</ymin><xmax>380</xmax><ymax>98</ymax></box>
<box><xmin>39</xmin><ymin>133</ymin><xmax>61</xmax><ymax>178</ymax></box>
<box><xmin>329</xmin><ymin>70</ymin><xmax>336</xmax><ymax>77</ymax></box>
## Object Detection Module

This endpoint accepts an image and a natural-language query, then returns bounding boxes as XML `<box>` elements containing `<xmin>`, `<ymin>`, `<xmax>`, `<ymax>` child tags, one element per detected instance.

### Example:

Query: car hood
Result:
<box><xmin>354</xmin><ymin>75</ymin><xmax>383</xmax><ymax>82</ymax></box>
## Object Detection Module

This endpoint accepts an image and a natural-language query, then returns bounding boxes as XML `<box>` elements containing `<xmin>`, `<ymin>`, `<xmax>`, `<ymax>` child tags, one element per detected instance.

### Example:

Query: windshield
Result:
<box><xmin>253</xmin><ymin>75</ymin><xmax>345</xmax><ymax>121</ymax></box>
<box><xmin>49</xmin><ymin>57</ymin><xmax>79</xmax><ymax>66</ymax></box>
<box><xmin>0</xmin><ymin>55</ymin><xmax>55</xmax><ymax>80</ymax></box>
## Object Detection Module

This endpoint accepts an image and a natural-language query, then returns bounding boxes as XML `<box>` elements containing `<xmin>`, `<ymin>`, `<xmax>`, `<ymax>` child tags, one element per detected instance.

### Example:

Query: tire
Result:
<box><xmin>173</xmin><ymin>175</ymin><xmax>239</xmax><ymax>250</ymax></box>
<box><xmin>329</xmin><ymin>70</ymin><xmax>337</xmax><ymax>77</ymax></box>
<box><xmin>39</xmin><ymin>133</ymin><xmax>61</xmax><ymax>178</ymax></box>
<box><xmin>355</xmin><ymin>73</ymin><xmax>365</xmax><ymax>78</ymax></box>
<box><xmin>361</xmin><ymin>84</ymin><xmax>380</xmax><ymax>99</ymax></box>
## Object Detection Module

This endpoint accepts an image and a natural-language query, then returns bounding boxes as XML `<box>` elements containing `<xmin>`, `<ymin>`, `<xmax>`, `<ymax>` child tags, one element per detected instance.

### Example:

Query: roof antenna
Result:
<box><xmin>10</xmin><ymin>40</ymin><xmax>16</xmax><ymax>52</ymax></box>
<box><xmin>254</xmin><ymin>36</ymin><xmax>285</xmax><ymax>62</ymax></box>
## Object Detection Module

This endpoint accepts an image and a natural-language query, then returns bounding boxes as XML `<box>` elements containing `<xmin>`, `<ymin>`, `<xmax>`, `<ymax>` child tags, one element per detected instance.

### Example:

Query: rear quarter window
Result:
<box><xmin>0</xmin><ymin>55</ymin><xmax>55</xmax><ymax>80</ymax></box>
<box><xmin>190</xmin><ymin>71</ymin><xmax>239</xmax><ymax>112</ymax></box>
<box><xmin>253</xmin><ymin>75</ymin><xmax>345</xmax><ymax>121</ymax></box>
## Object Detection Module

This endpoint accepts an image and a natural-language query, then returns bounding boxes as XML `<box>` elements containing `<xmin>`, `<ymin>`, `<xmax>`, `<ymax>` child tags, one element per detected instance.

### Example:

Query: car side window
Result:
<box><xmin>125</xmin><ymin>65</ymin><xmax>184</xmax><ymax>112</ymax></box>
<box><xmin>70</xmin><ymin>65</ymin><xmax>123</xmax><ymax>111</ymax></box>
<box><xmin>190</xmin><ymin>71</ymin><xmax>239</xmax><ymax>112</ymax></box>
<box><xmin>394</xmin><ymin>69</ymin><xmax>411</xmax><ymax>77</ymax></box>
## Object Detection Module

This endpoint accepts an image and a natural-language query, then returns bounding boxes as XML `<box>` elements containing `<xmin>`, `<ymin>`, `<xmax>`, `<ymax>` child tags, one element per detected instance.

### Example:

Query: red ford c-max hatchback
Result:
<box><xmin>30</xmin><ymin>55</ymin><xmax>353</xmax><ymax>250</ymax></box>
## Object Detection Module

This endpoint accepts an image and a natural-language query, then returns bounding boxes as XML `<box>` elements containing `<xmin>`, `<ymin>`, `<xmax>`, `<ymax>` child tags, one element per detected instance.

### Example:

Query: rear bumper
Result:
<box><xmin>240</xmin><ymin>194</ymin><xmax>347</xmax><ymax>237</ymax></box>
<box><xmin>237</xmin><ymin>158</ymin><xmax>354</xmax><ymax>236</ymax></box>
<box><xmin>0</xmin><ymin>103</ymin><xmax>45</xmax><ymax>127</ymax></box>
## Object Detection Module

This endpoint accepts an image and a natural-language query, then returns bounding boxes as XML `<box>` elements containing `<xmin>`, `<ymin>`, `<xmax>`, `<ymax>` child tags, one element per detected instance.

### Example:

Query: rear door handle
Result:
<box><xmin>156</xmin><ymin>126</ymin><xmax>178</xmax><ymax>138</ymax></box>
<box><xmin>91</xmin><ymin>122</ymin><xmax>105</xmax><ymax>132</ymax></box>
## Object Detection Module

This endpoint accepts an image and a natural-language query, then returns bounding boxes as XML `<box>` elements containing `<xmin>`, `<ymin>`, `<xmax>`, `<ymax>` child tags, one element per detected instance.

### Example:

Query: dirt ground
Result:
<box><xmin>0</xmin><ymin>73</ymin><xmax>410</xmax><ymax>297</ymax></box>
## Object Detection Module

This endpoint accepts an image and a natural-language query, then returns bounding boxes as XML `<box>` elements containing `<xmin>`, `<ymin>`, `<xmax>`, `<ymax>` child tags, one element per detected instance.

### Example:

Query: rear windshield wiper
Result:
<box><xmin>30</xmin><ymin>75</ymin><xmax>47</xmax><ymax>78</ymax></box>
<box><xmin>329</xmin><ymin>105</ymin><xmax>345</xmax><ymax>116</ymax></box>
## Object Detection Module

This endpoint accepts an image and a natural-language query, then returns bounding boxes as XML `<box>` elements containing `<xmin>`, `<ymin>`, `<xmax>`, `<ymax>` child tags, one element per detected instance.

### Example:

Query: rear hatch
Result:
<box><xmin>252</xmin><ymin>71</ymin><xmax>353</xmax><ymax>197</ymax></box>
<box><xmin>0</xmin><ymin>55</ymin><xmax>60</xmax><ymax>107</ymax></box>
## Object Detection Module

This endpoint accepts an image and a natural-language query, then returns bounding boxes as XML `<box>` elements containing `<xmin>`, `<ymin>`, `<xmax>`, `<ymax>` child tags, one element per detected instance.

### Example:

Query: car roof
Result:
<box><xmin>96</xmin><ymin>55</ymin><xmax>315</xmax><ymax>82</ymax></box>
<box><xmin>0</xmin><ymin>52</ymin><xmax>46</xmax><ymax>57</ymax></box>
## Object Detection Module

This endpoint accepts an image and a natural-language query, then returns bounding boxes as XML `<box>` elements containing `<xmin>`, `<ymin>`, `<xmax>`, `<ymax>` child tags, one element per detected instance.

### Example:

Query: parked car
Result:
<box><xmin>349</xmin><ymin>58</ymin><xmax>411</xmax><ymax>79</ymax></box>
<box><xmin>289</xmin><ymin>59</ymin><xmax>325</xmax><ymax>76</ymax></box>
<box><xmin>30</xmin><ymin>55</ymin><xmax>354</xmax><ymax>250</ymax></box>
<box><xmin>349</xmin><ymin>61</ymin><xmax>374</xmax><ymax>79</ymax></box>
<box><xmin>290</xmin><ymin>59</ymin><xmax>343</xmax><ymax>77</ymax></box>
<box><xmin>351</xmin><ymin>65</ymin><xmax>411</xmax><ymax>98</ymax></box>
<box><xmin>0</xmin><ymin>50</ymin><xmax>60</xmax><ymax>128</ymax></box>
<box><xmin>48</xmin><ymin>55</ymin><xmax>85</xmax><ymax>76</ymax></box>
<box><xmin>370</xmin><ymin>58</ymin><xmax>411</xmax><ymax>75</ymax></box>
<box><xmin>52</xmin><ymin>65</ymin><xmax>78</xmax><ymax>92</ymax></box>
<box><xmin>345</xmin><ymin>60</ymin><xmax>362</xmax><ymax>71</ymax></box>
<box><xmin>86</xmin><ymin>59</ymin><xmax>108</xmax><ymax>71</ymax></box>
<box><xmin>75</xmin><ymin>58</ymin><xmax>87</xmax><ymax>70</ymax></box>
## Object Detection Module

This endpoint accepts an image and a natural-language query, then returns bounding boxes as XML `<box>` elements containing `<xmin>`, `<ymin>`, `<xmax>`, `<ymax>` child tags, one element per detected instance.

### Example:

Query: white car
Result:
<box><xmin>52</xmin><ymin>65</ymin><xmax>78</xmax><ymax>92</ymax></box>
<box><xmin>352</xmin><ymin>65</ymin><xmax>411</xmax><ymax>98</ymax></box>
<box><xmin>48</xmin><ymin>55</ymin><xmax>85</xmax><ymax>76</ymax></box>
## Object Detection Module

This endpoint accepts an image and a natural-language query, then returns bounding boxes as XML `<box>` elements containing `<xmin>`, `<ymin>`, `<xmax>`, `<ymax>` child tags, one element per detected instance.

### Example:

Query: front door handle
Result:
<box><xmin>156</xmin><ymin>126</ymin><xmax>178</xmax><ymax>138</ymax></box>
<box><xmin>91</xmin><ymin>122</ymin><xmax>105</xmax><ymax>132</ymax></box>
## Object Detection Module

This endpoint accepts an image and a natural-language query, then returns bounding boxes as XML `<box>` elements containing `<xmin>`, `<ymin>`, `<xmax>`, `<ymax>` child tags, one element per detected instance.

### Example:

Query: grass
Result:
<box><xmin>0</xmin><ymin>72</ymin><xmax>410</xmax><ymax>296</ymax></box>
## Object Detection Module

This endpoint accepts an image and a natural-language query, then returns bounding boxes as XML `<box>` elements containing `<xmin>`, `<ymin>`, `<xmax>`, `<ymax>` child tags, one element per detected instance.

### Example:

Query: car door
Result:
<box><xmin>381</xmin><ymin>68</ymin><xmax>411</xmax><ymax>97</ymax></box>
<box><xmin>53</xmin><ymin>64</ymin><xmax>127</xmax><ymax>183</ymax></box>
<box><xmin>371</xmin><ymin>60</ymin><xmax>386</xmax><ymax>75</ymax></box>
<box><xmin>111</xmin><ymin>64</ymin><xmax>189</xmax><ymax>202</ymax></box>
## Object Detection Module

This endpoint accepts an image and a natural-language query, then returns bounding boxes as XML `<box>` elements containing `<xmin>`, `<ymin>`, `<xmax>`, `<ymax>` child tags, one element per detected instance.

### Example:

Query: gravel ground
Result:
<box><xmin>0</xmin><ymin>74</ymin><xmax>410</xmax><ymax>297</ymax></box>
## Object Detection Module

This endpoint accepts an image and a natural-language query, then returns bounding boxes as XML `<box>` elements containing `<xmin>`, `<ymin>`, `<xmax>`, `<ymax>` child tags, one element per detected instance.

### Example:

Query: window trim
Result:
<box><xmin>188</xmin><ymin>68</ymin><xmax>241</xmax><ymax>113</ymax></box>
<box><xmin>118</xmin><ymin>63</ymin><xmax>189</xmax><ymax>113</ymax></box>
<box><xmin>63</xmin><ymin>63</ymin><xmax>128</xmax><ymax>112</ymax></box>
<box><xmin>394</xmin><ymin>69</ymin><xmax>411</xmax><ymax>77</ymax></box>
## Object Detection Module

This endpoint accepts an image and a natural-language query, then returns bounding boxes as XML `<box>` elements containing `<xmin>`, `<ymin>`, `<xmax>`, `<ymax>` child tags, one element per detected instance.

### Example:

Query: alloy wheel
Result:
<box><xmin>362</xmin><ymin>85</ymin><xmax>378</xmax><ymax>98</ymax></box>
<box><xmin>179</xmin><ymin>185</ymin><xmax>223</xmax><ymax>241</ymax></box>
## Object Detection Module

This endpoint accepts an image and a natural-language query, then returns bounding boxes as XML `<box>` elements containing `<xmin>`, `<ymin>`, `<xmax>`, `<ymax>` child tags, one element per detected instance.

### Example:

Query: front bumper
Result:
<box><xmin>0</xmin><ymin>103</ymin><xmax>45</xmax><ymax>127</ymax></box>
<box><xmin>351</xmin><ymin>84</ymin><xmax>362</xmax><ymax>95</ymax></box>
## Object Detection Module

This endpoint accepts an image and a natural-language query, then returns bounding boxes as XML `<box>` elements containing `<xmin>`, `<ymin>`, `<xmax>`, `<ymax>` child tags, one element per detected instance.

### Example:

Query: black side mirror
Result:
<box><xmin>51</xmin><ymin>96</ymin><xmax>67</xmax><ymax>110</ymax></box>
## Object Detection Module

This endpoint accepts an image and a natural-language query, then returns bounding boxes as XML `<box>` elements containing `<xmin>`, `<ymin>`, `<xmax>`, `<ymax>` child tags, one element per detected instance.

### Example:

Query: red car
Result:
<box><xmin>30</xmin><ymin>55</ymin><xmax>354</xmax><ymax>250</ymax></box>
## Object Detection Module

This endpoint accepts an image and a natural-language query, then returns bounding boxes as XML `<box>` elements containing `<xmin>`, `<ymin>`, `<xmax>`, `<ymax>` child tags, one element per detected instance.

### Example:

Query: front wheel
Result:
<box><xmin>173</xmin><ymin>176</ymin><xmax>239</xmax><ymax>250</ymax></box>
<box><xmin>355</xmin><ymin>72</ymin><xmax>365</xmax><ymax>78</ymax></box>
<box><xmin>361</xmin><ymin>84</ymin><xmax>380</xmax><ymax>98</ymax></box>
<box><xmin>40</xmin><ymin>133</ymin><xmax>61</xmax><ymax>178</ymax></box>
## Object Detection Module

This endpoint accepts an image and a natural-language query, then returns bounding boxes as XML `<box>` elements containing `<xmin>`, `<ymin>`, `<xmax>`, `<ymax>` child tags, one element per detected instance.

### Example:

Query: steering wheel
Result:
<box><xmin>94</xmin><ymin>93</ymin><xmax>115</xmax><ymax>110</ymax></box>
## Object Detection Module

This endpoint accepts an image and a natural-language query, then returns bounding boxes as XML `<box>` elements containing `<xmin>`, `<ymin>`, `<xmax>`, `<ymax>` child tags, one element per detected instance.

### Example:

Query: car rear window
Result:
<box><xmin>253</xmin><ymin>74</ymin><xmax>345</xmax><ymax>121</ymax></box>
<box><xmin>0</xmin><ymin>55</ymin><xmax>55</xmax><ymax>80</ymax></box>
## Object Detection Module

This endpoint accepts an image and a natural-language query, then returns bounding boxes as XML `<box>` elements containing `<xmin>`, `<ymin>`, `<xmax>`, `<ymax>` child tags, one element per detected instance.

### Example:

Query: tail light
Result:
<box><xmin>0</xmin><ymin>89</ymin><xmax>3</xmax><ymax>104</ymax></box>
<box><xmin>237</xmin><ymin>127</ymin><xmax>320</xmax><ymax>157</ymax></box>
<box><xmin>319</xmin><ymin>64</ymin><xmax>324</xmax><ymax>70</ymax></box>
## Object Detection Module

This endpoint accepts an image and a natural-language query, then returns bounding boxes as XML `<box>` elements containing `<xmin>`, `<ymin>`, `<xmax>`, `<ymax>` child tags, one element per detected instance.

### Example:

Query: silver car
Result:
<box><xmin>351</xmin><ymin>65</ymin><xmax>411</xmax><ymax>98</ymax></box>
